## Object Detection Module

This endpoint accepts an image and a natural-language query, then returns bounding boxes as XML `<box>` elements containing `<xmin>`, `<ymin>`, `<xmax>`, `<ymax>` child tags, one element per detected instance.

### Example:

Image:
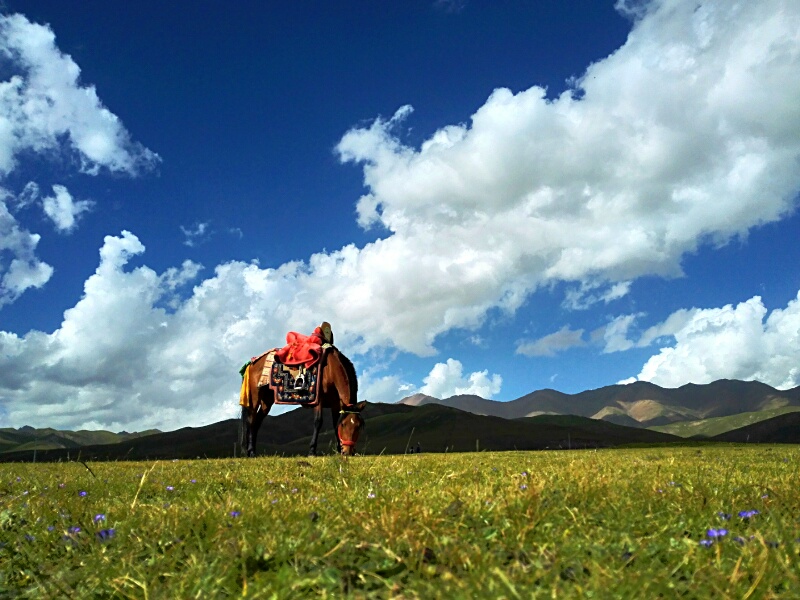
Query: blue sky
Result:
<box><xmin>1</xmin><ymin>0</ymin><xmax>799</xmax><ymax>431</ymax></box>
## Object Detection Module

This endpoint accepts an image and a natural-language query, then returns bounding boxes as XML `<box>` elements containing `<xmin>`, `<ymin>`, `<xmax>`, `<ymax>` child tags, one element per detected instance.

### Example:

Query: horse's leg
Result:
<box><xmin>248</xmin><ymin>405</ymin><xmax>268</xmax><ymax>457</ymax></box>
<box><xmin>309</xmin><ymin>404</ymin><xmax>323</xmax><ymax>456</ymax></box>
<box><xmin>245</xmin><ymin>357</ymin><xmax>272</xmax><ymax>457</ymax></box>
<box><xmin>330</xmin><ymin>405</ymin><xmax>342</xmax><ymax>454</ymax></box>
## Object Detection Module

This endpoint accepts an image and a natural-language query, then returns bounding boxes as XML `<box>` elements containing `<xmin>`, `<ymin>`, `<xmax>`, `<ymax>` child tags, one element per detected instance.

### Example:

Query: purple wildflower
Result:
<box><xmin>94</xmin><ymin>514</ymin><xmax>105</xmax><ymax>523</ymax></box>
<box><xmin>47</xmin><ymin>526</ymin><xmax>55</xmax><ymax>532</ymax></box>
<box><xmin>190</xmin><ymin>479</ymin><xmax>197</xmax><ymax>484</ymax></box>
<box><xmin>699</xmin><ymin>540</ymin><xmax>713</xmax><ymax>547</ymax></box>
<box><xmin>79</xmin><ymin>491</ymin><xmax>87</xmax><ymax>497</ymax></box>
<box><xmin>68</xmin><ymin>526</ymin><xmax>81</xmax><ymax>534</ymax></box>
<box><xmin>229</xmin><ymin>511</ymin><xmax>240</xmax><ymax>518</ymax></box>
<box><xmin>367</xmin><ymin>492</ymin><xmax>376</xmax><ymax>499</ymax></box>
<box><xmin>739</xmin><ymin>510</ymin><xmax>759</xmax><ymax>519</ymax></box>
<box><xmin>717</xmin><ymin>512</ymin><xmax>731</xmax><ymax>521</ymax></box>
<box><xmin>166</xmin><ymin>486</ymin><xmax>174</xmax><ymax>492</ymax></box>
<box><xmin>520</xmin><ymin>484</ymin><xmax>528</xmax><ymax>490</ymax></box>
<box><xmin>521</xmin><ymin>471</ymin><xmax>529</xmax><ymax>477</ymax></box>
<box><xmin>707</xmin><ymin>528</ymin><xmax>728</xmax><ymax>538</ymax></box>
<box><xmin>96</xmin><ymin>528</ymin><xmax>115</xmax><ymax>541</ymax></box>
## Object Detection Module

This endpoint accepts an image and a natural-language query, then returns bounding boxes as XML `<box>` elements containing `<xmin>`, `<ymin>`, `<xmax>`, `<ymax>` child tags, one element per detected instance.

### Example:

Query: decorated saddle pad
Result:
<box><xmin>257</xmin><ymin>346</ymin><xmax>330</xmax><ymax>406</ymax></box>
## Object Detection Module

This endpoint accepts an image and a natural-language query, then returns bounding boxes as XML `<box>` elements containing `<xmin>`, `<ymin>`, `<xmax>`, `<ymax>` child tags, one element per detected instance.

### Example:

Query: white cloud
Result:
<box><xmin>42</xmin><ymin>184</ymin><xmax>93</xmax><ymax>232</ymax></box>
<box><xmin>0</xmin><ymin>14</ymin><xmax>158</xmax><ymax>307</ymax></box>
<box><xmin>0</xmin><ymin>14</ymin><xmax>160</xmax><ymax>176</ymax></box>
<box><xmin>516</xmin><ymin>326</ymin><xmax>586</xmax><ymax>357</ymax></box>
<box><xmin>419</xmin><ymin>358</ymin><xmax>502</xmax><ymax>399</ymax></box>
<box><xmin>180</xmin><ymin>222</ymin><xmax>210</xmax><ymax>247</ymax></box>
<box><xmin>331</xmin><ymin>0</ymin><xmax>800</xmax><ymax>353</ymax></box>
<box><xmin>629</xmin><ymin>293</ymin><xmax>800</xmax><ymax>389</ymax></box>
<box><xmin>0</xmin><ymin>198</ymin><xmax>53</xmax><ymax>305</ymax></box>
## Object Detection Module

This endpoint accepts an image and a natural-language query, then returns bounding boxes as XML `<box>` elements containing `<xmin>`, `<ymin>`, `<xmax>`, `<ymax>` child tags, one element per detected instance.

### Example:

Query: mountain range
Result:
<box><xmin>1</xmin><ymin>379</ymin><xmax>798</xmax><ymax>461</ymax></box>
<box><xmin>400</xmin><ymin>379</ymin><xmax>800</xmax><ymax>427</ymax></box>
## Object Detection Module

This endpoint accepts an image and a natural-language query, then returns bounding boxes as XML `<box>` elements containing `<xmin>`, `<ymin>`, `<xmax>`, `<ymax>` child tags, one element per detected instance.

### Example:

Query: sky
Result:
<box><xmin>1</xmin><ymin>0</ymin><xmax>799</xmax><ymax>432</ymax></box>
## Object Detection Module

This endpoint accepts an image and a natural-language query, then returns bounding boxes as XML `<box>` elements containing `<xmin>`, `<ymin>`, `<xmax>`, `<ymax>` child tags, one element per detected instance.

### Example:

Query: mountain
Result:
<box><xmin>400</xmin><ymin>380</ymin><xmax>800</xmax><ymax>427</ymax></box>
<box><xmin>0</xmin><ymin>426</ymin><xmax>161</xmax><ymax>454</ymax></box>
<box><xmin>649</xmin><ymin>406</ymin><xmax>800</xmax><ymax>438</ymax></box>
<box><xmin>708</xmin><ymin>412</ymin><xmax>800</xmax><ymax>443</ymax></box>
<box><xmin>0</xmin><ymin>403</ymin><xmax>683</xmax><ymax>462</ymax></box>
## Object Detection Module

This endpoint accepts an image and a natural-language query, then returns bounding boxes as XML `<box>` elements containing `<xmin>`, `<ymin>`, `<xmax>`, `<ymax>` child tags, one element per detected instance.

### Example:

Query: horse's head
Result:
<box><xmin>337</xmin><ymin>401</ymin><xmax>367</xmax><ymax>456</ymax></box>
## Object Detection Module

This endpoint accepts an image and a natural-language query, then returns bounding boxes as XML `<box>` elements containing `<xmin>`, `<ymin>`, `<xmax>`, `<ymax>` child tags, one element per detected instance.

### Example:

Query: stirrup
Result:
<box><xmin>293</xmin><ymin>374</ymin><xmax>306</xmax><ymax>391</ymax></box>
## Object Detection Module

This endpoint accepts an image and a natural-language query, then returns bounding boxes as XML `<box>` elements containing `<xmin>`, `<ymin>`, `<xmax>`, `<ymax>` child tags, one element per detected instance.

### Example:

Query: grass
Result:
<box><xmin>1</xmin><ymin>446</ymin><xmax>798</xmax><ymax>598</ymax></box>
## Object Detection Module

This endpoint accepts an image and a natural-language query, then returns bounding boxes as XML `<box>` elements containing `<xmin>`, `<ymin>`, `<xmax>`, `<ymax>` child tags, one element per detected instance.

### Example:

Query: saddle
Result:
<box><xmin>254</xmin><ymin>345</ymin><xmax>332</xmax><ymax>406</ymax></box>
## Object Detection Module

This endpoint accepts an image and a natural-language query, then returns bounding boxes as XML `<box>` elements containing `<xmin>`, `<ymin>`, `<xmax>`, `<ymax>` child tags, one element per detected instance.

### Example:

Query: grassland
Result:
<box><xmin>1</xmin><ymin>446</ymin><xmax>798</xmax><ymax>598</ymax></box>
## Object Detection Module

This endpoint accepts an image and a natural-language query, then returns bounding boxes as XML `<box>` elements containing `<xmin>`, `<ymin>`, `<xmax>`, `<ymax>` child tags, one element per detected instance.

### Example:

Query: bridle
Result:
<box><xmin>337</xmin><ymin>407</ymin><xmax>363</xmax><ymax>449</ymax></box>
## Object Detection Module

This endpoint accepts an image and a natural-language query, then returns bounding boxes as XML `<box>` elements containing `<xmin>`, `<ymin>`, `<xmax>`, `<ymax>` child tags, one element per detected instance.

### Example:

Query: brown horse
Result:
<box><xmin>240</xmin><ymin>347</ymin><xmax>366</xmax><ymax>457</ymax></box>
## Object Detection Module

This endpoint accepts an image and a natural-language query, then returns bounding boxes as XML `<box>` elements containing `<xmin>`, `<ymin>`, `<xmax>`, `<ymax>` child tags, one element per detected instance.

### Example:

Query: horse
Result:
<box><xmin>239</xmin><ymin>346</ymin><xmax>366</xmax><ymax>457</ymax></box>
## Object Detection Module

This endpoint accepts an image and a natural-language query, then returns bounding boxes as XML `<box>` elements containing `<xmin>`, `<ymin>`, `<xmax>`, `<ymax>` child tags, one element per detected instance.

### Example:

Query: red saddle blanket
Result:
<box><xmin>275</xmin><ymin>327</ymin><xmax>326</xmax><ymax>368</ymax></box>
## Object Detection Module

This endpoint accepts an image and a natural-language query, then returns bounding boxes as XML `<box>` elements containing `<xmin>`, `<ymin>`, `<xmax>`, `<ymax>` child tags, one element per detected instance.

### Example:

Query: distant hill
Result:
<box><xmin>400</xmin><ymin>379</ymin><xmax>800</xmax><ymax>427</ymax></box>
<box><xmin>708</xmin><ymin>412</ymin><xmax>800</xmax><ymax>444</ymax></box>
<box><xmin>0</xmin><ymin>426</ymin><xmax>161</xmax><ymax>454</ymax></box>
<box><xmin>649</xmin><ymin>406</ymin><xmax>800</xmax><ymax>438</ymax></box>
<box><xmin>0</xmin><ymin>402</ymin><xmax>683</xmax><ymax>462</ymax></box>
<box><xmin>3</xmin><ymin>379</ymin><xmax>798</xmax><ymax>463</ymax></box>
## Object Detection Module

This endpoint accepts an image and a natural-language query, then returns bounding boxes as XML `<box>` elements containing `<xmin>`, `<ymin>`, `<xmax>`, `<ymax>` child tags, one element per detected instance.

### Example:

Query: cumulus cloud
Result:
<box><xmin>42</xmin><ymin>185</ymin><xmax>93</xmax><ymax>233</ymax></box>
<box><xmin>419</xmin><ymin>358</ymin><xmax>502</xmax><ymax>399</ymax></box>
<box><xmin>0</xmin><ymin>14</ymin><xmax>160</xmax><ymax>176</ymax></box>
<box><xmin>0</xmin><ymin>198</ymin><xmax>53</xmax><ymax>305</ymax></box>
<box><xmin>0</xmin><ymin>14</ymin><xmax>159</xmax><ymax>307</ymax></box>
<box><xmin>333</xmin><ymin>0</ymin><xmax>800</xmax><ymax>353</ymax></box>
<box><xmin>516</xmin><ymin>326</ymin><xmax>586</xmax><ymax>357</ymax></box>
<box><xmin>627</xmin><ymin>294</ymin><xmax>800</xmax><ymax>390</ymax></box>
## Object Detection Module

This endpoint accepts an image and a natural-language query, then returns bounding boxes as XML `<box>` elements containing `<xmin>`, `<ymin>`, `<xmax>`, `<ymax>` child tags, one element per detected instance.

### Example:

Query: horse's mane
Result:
<box><xmin>335</xmin><ymin>347</ymin><xmax>358</xmax><ymax>403</ymax></box>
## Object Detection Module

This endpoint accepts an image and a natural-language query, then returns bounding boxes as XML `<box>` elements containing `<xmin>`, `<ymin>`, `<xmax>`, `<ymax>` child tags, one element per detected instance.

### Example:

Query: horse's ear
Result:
<box><xmin>356</xmin><ymin>401</ymin><xmax>367</xmax><ymax>411</ymax></box>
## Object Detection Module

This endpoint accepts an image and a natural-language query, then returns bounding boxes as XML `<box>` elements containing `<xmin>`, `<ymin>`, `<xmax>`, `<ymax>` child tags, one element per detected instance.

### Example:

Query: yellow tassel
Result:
<box><xmin>239</xmin><ymin>364</ymin><xmax>250</xmax><ymax>407</ymax></box>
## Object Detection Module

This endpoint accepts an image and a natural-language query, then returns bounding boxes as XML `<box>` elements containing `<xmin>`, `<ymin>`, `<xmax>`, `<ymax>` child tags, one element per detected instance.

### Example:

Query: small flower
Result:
<box><xmin>58</xmin><ymin>483</ymin><xmax>65</xmax><ymax>488</ymax></box>
<box><xmin>733</xmin><ymin>536</ymin><xmax>746</xmax><ymax>545</ymax></box>
<box><xmin>68</xmin><ymin>526</ymin><xmax>81</xmax><ymax>534</ymax></box>
<box><xmin>367</xmin><ymin>492</ymin><xmax>376</xmax><ymax>499</ymax></box>
<box><xmin>79</xmin><ymin>491</ymin><xmax>87</xmax><ymax>497</ymax></box>
<box><xmin>739</xmin><ymin>510</ymin><xmax>759</xmax><ymax>519</ymax></box>
<box><xmin>24</xmin><ymin>534</ymin><xmax>35</xmax><ymax>542</ymax></box>
<box><xmin>47</xmin><ymin>526</ymin><xmax>55</xmax><ymax>532</ymax></box>
<box><xmin>521</xmin><ymin>471</ymin><xmax>529</xmax><ymax>477</ymax></box>
<box><xmin>699</xmin><ymin>540</ymin><xmax>713</xmax><ymax>547</ymax></box>
<box><xmin>271</xmin><ymin>499</ymin><xmax>278</xmax><ymax>504</ymax></box>
<box><xmin>707</xmin><ymin>528</ymin><xmax>728</xmax><ymax>538</ymax></box>
<box><xmin>190</xmin><ymin>479</ymin><xmax>197</xmax><ymax>484</ymax></box>
<box><xmin>291</xmin><ymin>488</ymin><xmax>298</xmax><ymax>494</ymax></box>
<box><xmin>96</xmin><ymin>528</ymin><xmax>115</xmax><ymax>541</ymax></box>
<box><xmin>229</xmin><ymin>511</ymin><xmax>240</xmax><ymax>518</ymax></box>
<box><xmin>761</xmin><ymin>494</ymin><xmax>769</xmax><ymax>499</ymax></box>
<box><xmin>520</xmin><ymin>484</ymin><xmax>528</xmax><ymax>490</ymax></box>
<box><xmin>717</xmin><ymin>512</ymin><xmax>731</xmax><ymax>521</ymax></box>
<box><xmin>166</xmin><ymin>486</ymin><xmax>174</xmax><ymax>492</ymax></box>
<box><xmin>94</xmin><ymin>514</ymin><xmax>105</xmax><ymax>523</ymax></box>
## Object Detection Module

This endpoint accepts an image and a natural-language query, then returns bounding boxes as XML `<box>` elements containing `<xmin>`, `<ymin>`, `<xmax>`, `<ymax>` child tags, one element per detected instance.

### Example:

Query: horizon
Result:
<box><xmin>1</xmin><ymin>1</ymin><xmax>799</xmax><ymax>432</ymax></box>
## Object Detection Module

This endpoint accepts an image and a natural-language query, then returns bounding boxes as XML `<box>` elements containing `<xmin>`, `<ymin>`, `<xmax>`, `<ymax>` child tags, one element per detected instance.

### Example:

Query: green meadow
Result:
<box><xmin>1</xmin><ymin>446</ymin><xmax>798</xmax><ymax>598</ymax></box>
